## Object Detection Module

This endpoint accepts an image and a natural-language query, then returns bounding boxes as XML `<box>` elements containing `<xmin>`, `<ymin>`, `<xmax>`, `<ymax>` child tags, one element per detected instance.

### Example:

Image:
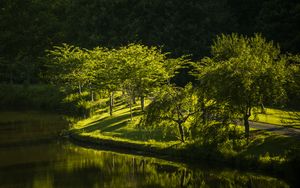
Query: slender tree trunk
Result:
<box><xmin>112</xmin><ymin>91</ymin><xmax>114</xmax><ymax>106</ymax></box>
<box><xmin>129</xmin><ymin>98</ymin><xmax>133</xmax><ymax>121</ymax></box>
<box><xmin>78</xmin><ymin>83</ymin><xmax>82</xmax><ymax>94</ymax></box>
<box><xmin>140</xmin><ymin>95</ymin><xmax>145</xmax><ymax>111</ymax></box>
<box><xmin>180</xmin><ymin>169</ymin><xmax>186</xmax><ymax>187</ymax></box>
<box><xmin>109</xmin><ymin>92</ymin><xmax>114</xmax><ymax>116</ymax></box>
<box><xmin>178</xmin><ymin>122</ymin><xmax>185</xmax><ymax>142</ymax></box>
<box><xmin>132</xmin><ymin>95</ymin><xmax>136</xmax><ymax>104</ymax></box>
<box><xmin>260</xmin><ymin>103</ymin><xmax>266</xmax><ymax>114</ymax></box>
<box><xmin>244</xmin><ymin>115</ymin><xmax>250</xmax><ymax>141</ymax></box>
<box><xmin>91</xmin><ymin>90</ymin><xmax>94</xmax><ymax>101</ymax></box>
<box><xmin>244</xmin><ymin>107</ymin><xmax>251</xmax><ymax>143</ymax></box>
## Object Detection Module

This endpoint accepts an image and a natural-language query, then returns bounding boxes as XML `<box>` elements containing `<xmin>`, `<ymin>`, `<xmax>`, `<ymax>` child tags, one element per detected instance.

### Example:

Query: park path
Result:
<box><xmin>249</xmin><ymin>121</ymin><xmax>300</xmax><ymax>137</ymax></box>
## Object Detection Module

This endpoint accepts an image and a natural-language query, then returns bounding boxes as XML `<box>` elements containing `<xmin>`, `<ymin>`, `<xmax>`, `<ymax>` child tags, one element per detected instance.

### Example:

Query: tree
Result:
<box><xmin>90</xmin><ymin>47</ymin><xmax>121</xmax><ymax>116</ymax></box>
<box><xmin>142</xmin><ymin>84</ymin><xmax>198</xmax><ymax>142</ymax></box>
<box><xmin>194</xmin><ymin>34</ymin><xmax>287</xmax><ymax>141</ymax></box>
<box><xmin>116</xmin><ymin>44</ymin><xmax>169</xmax><ymax>112</ymax></box>
<box><xmin>285</xmin><ymin>54</ymin><xmax>300</xmax><ymax>108</ymax></box>
<box><xmin>46</xmin><ymin>44</ymin><xmax>92</xmax><ymax>94</ymax></box>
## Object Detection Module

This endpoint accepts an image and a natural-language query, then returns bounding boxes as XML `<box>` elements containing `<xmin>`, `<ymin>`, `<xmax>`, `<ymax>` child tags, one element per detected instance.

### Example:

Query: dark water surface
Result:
<box><xmin>0</xmin><ymin>111</ymin><xmax>290</xmax><ymax>187</ymax></box>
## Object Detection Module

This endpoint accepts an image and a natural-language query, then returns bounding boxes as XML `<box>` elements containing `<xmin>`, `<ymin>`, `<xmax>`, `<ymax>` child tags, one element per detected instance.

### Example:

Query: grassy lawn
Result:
<box><xmin>72</xmin><ymin>101</ymin><xmax>180</xmax><ymax>149</ymax></box>
<box><xmin>71</xmin><ymin>100</ymin><xmax>300</xmax><ymax>169</ymax></box>
<box><xmin>250</xmin><ymin>108</ymin><xmax>300</xmax><ymax>129</ymax></box>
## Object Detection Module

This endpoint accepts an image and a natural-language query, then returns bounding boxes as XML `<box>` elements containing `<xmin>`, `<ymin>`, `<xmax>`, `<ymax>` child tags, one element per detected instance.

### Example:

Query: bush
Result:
<box><xmin>62</xmin><ymin>91</ymin><xmax>105</xmax><ymax>117</ymax></box>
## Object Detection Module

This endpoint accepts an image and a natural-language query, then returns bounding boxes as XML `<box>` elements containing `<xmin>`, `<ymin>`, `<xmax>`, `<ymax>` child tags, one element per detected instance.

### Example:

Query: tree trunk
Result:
<box><xmin>109</xmin><ymin>92</ymin><xmax>114</xmax><ymax>116</ymax></box>
<box><xmin>180</xmin><ymin>169</ymin><xmax>186</xmax><ymax>187</ymax></box>
<box><xmin>260</xmin><ymin>103</ymin><xmax>266</xmax><ymax>114</ymax></box>
<box><xmin>244</xmin><ymin>115</ymin><xmax>250</xmax><ymax>141</ymax></box>
<box><xmin>132</xmin><ymin>95</ymin><xmax>136</xmax><ymax>104</ymax></box>
<box><xmin>129</xmin><ymin>99</ymin><xmax>133</xmax><ymax>121</ymax></box>
<box><xmin>178</xmin><ymin>122</ymin><xmax>185</xmax><ymax>142</ymax></box>
<box><xmin>140</xmin><ymin>95</ymin><xmax>145</xmax><ymax>111</ymax></box>
<box><xmin>78</xmin><ymin>83</ymin><xmax>82</xmax><ymax>94</ymax></box>
<box><xmin>244</xmin><ymin>107</ymin><xmax>251</xmax><ymax>143</ymax></box>
<box><xmin>91</xmin><ymin>90</ymin><xmax>94</xmax><ymax>102</ymax></box>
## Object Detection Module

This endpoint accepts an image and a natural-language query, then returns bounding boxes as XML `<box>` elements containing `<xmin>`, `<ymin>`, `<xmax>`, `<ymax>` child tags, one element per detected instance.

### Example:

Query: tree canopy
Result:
<box><xmin>193</xmin><ymin>34</ymin><xmax>288</xmax><ymax>140</ymax></box>
<box><xmin>1</xmin><ymin>0</ymin><xmax>299</xmax><ymax>85</ymax></box>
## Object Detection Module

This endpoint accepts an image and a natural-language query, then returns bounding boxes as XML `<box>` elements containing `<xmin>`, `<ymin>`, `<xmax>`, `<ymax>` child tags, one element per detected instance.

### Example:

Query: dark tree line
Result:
<box><xmin>1</xmin><ymin>0</ymin><xmax>299</xmax><ymax>85</ymax></box>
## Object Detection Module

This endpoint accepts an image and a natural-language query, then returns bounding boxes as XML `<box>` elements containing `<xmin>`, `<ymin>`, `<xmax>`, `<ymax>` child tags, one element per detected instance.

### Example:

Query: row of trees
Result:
<box><xmin>47</xmin><ymin>34</ymin><xmax>300</xmax><ymax>143</ymax></box>
<box><xmin>46</xmin><ymin>43</ymin><xmax>185</xmax><ymax>117</ymax></box>
<box><xmin>1</xmin><ymin>0</ymin><xmax>299</xmax><ymax>88</ymax></box>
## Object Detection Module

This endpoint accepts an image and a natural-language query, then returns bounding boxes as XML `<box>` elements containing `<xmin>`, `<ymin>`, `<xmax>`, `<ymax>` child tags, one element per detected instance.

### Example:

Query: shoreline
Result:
<box><xmin>69</xmin><ymin>131</ymin><xmax>299</xmax><ymax>187</ymax></box>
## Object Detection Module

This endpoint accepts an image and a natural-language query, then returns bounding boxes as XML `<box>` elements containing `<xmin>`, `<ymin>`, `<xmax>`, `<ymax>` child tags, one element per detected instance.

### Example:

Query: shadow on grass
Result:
<box><xmin>78</xmin><ymin>107</ymin><xmax>144</xmax><ymax>132</ymax></box>
<box><xmin>76</xmin><ymin>103</ymin><xmax>178</xmax><ymax>142</ymax></box>
<box><xmin>79</xmin><ymin>113</ymin><xmax>131</xmax><ymax>133</ymax></box>
<box><xmin>242</xmin><ymin>135</ymin><xmax>300</xmax><ymax>157</ymax></box>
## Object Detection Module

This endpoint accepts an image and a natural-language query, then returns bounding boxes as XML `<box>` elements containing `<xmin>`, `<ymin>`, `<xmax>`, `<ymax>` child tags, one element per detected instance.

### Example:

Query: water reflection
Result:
<box><xmin>0</xmin><ymin>112</ymin><xmax>290</xmax><ymax>187</ymax></box>
<box><xmin>0</xmin><ymin>111</ymin><xmax>69</xmax><ymax>145</ymax></box>
<box><xmin>0</xmin><ymin>141</ymin><xmax>289</xmax><ymax>188</ymax></box>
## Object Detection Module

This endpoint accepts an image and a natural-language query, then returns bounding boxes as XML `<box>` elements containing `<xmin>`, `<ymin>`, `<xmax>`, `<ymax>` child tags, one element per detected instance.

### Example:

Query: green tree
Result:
<box><xmin>194</xmin><ymin>34</ymin><xmax>287</xmax><ymax>141</ymax></box>
<box><xmin>142</xmin><ymin>84</ymin><xmax>198</xmax><ymax>142</ymax></box>
<box><xmin>116</xmin><ymin>44</ymin><xmax>170</xmax><ymax>112</ymax></box>
<box><xmin>89</xmin><ymin>47</ymin><xmax>121</xmax><ymax>116</ymax></box>
<box><xmin>46</xmin><ymin>44</ymin><xmax>92</xmax><ymax>94</ymax></box>
<box><xmin>285</xmin><ymin>54</ymin><xmax>300</xmax><ymax>108</ymax></box>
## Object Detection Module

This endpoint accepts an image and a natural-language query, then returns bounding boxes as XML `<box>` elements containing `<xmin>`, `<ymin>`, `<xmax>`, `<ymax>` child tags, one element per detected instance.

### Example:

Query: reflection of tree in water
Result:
<box><xmin>61</xmin><ymin>145</ymin><xmax>288</xmax><ymax>187</ymax></box>
<box><xmin>56</xmin><ymin>145</ymin><xmax>289</xmax><ymax>187</ymax></box>
<box><xmin>0</xmin><ymin>143</ymin><xmax>287</xmax><ymax>187</ymax></box>
<box><xmin>0</xmin><ymin>113</ymin><xmax>290</xmax><ymax>187</ymax></box>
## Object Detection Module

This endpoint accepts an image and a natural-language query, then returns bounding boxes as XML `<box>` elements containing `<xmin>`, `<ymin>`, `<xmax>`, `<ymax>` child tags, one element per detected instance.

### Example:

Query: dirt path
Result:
<box><xmin>249</xmin><ymin>121</ymin><xmax>300</xmax><ymax>137</ymax></box>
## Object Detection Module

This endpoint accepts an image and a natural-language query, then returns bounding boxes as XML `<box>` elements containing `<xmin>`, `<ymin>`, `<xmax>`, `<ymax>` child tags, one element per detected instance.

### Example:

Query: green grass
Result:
<box><xmin>244</xmin><ymin>134</ymin><xmax>299</xmax><ymax>156</ymax></box>
<box><xmin>72</xmin><ymin>100</ymin><xmax>179</xmax><ymax>149</ymax></box>
<box><xmin>250</xmin><ymin>108</ymin><xmax>300</xmax><ymax>129</ymax></box>
<box><xmin>71</xmin><ymin>100</ymin><xmax>300</xmax><ymax>173</ymax></box>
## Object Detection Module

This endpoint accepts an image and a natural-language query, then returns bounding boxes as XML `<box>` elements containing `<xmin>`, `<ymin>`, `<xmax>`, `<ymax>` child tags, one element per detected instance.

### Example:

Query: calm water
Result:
<box><xmin>0</xmin><ymin>111</ymin><xmax>290</xmax><ymax>188</ymax></box>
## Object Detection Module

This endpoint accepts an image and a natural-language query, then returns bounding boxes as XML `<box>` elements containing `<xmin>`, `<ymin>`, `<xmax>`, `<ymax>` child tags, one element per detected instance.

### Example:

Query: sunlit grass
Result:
<box><xmin>250</xmin><ymin>108</ymin><xmax>300</xmax><ymax>128</ymax></box>
<box><xmin>72</xmin><ymin>99</ymin><xmax>178</xmax><ymax>148</ymax></box>
<box><xmin>71</xmin><ymin>100</ymin><xmax>300</xmax><ymax>168</ymax></box>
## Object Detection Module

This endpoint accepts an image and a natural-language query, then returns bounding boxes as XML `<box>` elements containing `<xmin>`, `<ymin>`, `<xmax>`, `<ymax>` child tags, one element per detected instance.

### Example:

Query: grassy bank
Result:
<box><xmin>250</xmin><ymin>108</ymin><xmax>300</xmax><ymax>129</ymax></box>
<box><xmin>70</xmin><ymin>101</ymin><xmax>300</xmax><ymax>182</ymax></box>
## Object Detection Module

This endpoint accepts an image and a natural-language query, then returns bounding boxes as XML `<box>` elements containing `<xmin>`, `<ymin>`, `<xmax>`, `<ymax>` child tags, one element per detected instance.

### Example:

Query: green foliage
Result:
<box><xmin>142</xmin><ymin>84</ymin><xmax>197</xmax><ymax>142</ymax></box>
<box><xmin>46</xmin><ymin>43</ymin><xmax>185</xmax><ymax>117</ymax></box>
<box><xmin>46</xmin><ymin>44</ymin><xmax>93</xmax><ymax>93</ymax></box>
<box><xmin>285</xmin><ymin>54</ymin><xmax>300</xmax><ymax>108</ymax></box>
<box><xmin>193</xmin><ymin>34</ymin><xmax>288</xmax><ymax>139</ymax></box>
<box><xmin>1</xmin><ymin>0</ymin><xmax>299</xmax><ymax>87</ymax></box>
<box><xmin>61</xmin><ymin>92</ymin><xmax>105</xmax><ymax>117</ymax></box>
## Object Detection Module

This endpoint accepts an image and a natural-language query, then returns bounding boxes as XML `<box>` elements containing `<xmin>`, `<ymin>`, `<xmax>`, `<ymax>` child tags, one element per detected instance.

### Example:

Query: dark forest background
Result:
<box><xmin>0</xmin><ymin>0</ymin><xmax>299</xmax><ymax>84</ymax></box>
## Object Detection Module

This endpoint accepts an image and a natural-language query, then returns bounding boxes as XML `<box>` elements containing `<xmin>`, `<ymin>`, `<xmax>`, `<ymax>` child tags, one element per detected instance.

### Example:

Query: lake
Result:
<box><xmin>0</xmin><ymin>111</ymin><xmax>290</xmax><ymax>187</ymax></box>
